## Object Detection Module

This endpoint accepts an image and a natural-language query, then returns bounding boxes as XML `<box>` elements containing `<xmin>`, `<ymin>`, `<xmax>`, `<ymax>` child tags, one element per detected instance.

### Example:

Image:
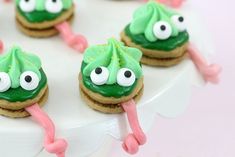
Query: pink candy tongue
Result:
<box><xmin>0</xmin><ymin>40</ymin><xmax>3</xmax><ymax>54</ymax></box>
<box><xmin>121</xmin><ymin>99</ymin><xmax>147</xmax><ymax>154</ymax></box>
<box><xmin>55</xmin><ymin>22</ymin><xmax>88</xmax><ymax>53</ymax></box>
<box><xmin>187</xmin><ymin>43</ymin><xmax>222</xmax><ymax>84</ymax></box>
<box><xmin>143</xmin><ymin>0</ymin><xmax>184</xmax><ymax>8</ymax></box>
<box><xmin>25</xmin><ymin>104</ymin><xmax>68</xmax><ymax>157</ymax></box>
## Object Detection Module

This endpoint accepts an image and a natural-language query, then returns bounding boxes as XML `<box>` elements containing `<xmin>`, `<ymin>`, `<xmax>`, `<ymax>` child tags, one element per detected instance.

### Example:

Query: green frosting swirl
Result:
<box><xmin>83</xmin><ymin>38</ymin><xmax>142</xmax><ymax>84</ymax></box>
<box><xmin>0</xmin><ymin>46</ymin><xmax>41</xmax><ymax>89</ymax></box>
<box><xmin>82</xmin><ymin>38</ymin><xmax>143</xmax><ymax>98</ymax></box>
<box><xmin>129</xmin><ymin>1</ymin><xmax>181</xmax><ymax>42</ymax></box>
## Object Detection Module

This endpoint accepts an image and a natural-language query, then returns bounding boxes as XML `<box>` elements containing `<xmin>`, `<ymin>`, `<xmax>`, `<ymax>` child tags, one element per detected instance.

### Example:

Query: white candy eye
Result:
<box><xmin>20</xmin><ymin>71</ymin><xmax>40</xmax><ymax>91</ymax></box>
<box><xmin>0</xmin><ymin>72</ymin><xmax>11</xmax><ymax>92</ymax></box>
<box><xmin>171</xmin><ymin>15</ymin><xmax>186</xmax><ymax>32</ymax></box>
<box><xmin>117</xmin><ymin>68</ymin><xmax>136</xmax><ymax>87</ymax></box>
<box><xmin>153</xmin><ymin>21</ymin><xmax>172</xmax><ymax>40</ymax></box>
<box><xmin>19</xmin><ymin>0</ymin><xmax>36</xmax><ymax>12</ymax></box>
<box><xmin>45</xmin><ymin>0</ymin><xmax>63</xmax><ymax>13</ymax></box>
<box><xmin>90</xmin><ymin>67</ymin><xmax>109</xmax><ymax>85</ymax></box>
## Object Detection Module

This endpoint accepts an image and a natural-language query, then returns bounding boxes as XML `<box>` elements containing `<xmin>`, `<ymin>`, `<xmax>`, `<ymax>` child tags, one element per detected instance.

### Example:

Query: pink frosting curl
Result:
<box><xmin>25</xmin><ymin>104</ymin><xmax>68</xmax><ymax>157</ymax></box>
<box><xmin>121</xmin><ymin>99</ymin><xmax>147</xmax><ymax>154</ymax></box>
<box><xmin>187</xmin><ymin>43</ymin><xmax>222</xmax><ymax>84</ymax></box>
<box><xmin>55</xmin><ymin>22</ymin><xmax>88</xmax><ymax>53</ymax></box>
<box><xmin>0</xmin><ymin>40</ymin><xmax>3</xmax><ymax>54</ymax></box>
<box><xmin>143</xmin><ymin>0</ymin><xmax>185</xmax><ymax>8</ymax></box>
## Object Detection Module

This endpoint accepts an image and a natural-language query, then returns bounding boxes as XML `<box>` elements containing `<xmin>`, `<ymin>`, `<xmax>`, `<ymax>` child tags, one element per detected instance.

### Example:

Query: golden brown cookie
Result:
<box><xmin>80</xmin><ymin>84</ymin><xmax>143</xmax><ymax>114</ymax></box>
<box><xmin>16</xmin><ymin>5</ymin><xmax>74</xmax><ymax>38</ymax></box>
<box><xmin>120</xmin><ymin>31</ymin><xmax>189</xmax><ymax>67</ymax></box>
<box><xmin>0</xmin><ymin>87</ymin><xmax>49</xmax><ymax>118</ymax></box>
<box><xmin>79</xmin><ymin>74</ymin><xmax>144</xmax><ymax>114</ymax></box>
<box><xmin>0</xmin><ymin>85</ymin><xmax>48</xmax><ymax>110</ymax></box>
<box><xmin>141</xmin><ymin>52</ymin><xmax>188</xmax><ymax>67</ymax></box>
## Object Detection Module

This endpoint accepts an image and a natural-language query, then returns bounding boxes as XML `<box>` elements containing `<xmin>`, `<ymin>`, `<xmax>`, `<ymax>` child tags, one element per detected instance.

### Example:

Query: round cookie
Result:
<box><xmin>121</xmin><ymin>1</ymin><xmax>189</xmax><ymax>67</ymax></box>
<box><xmin>0</xmin><ymin>46</ymin><xmax>48</xmax><ymax>118</ymax></box>
<box><xmin>15</xmin><ymin>0</ymin><xmax>74</xmax><ymax>38</ymax></box>
<box><xmin>79</xmin><ymin>74</ymin><xmax>144</xmax><ymax>113</ymax></box>
<box><xmin>79</xmin><ymin>38</ymin><xmax>144</xmax><ymax>113</ymax></box>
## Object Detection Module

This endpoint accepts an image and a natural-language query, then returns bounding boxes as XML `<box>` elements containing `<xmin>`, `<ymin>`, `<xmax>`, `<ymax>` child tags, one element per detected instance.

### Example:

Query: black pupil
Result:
<box><xmin>52</xmin><ymin>0</ymin><xmax>57</xmax><ymax>2</ymax></box>
<box><xmin>95</xmin><ymin>67</ymin><xmax>102</xmax><ymax>74</ymax></box>
<box><xmin>179</xmin><ymin>17</ymin><xmax>184</xmax><ymax>22</ymax></box>
<box><xmin>160</xmin><ymin>25</ymin><xmax>166</xmax><ymax>31</ymax></box>
<box><xmin>25</xmin><ymin>0</ymin><xmax>29</xmax><ymax>2</ymax></box>
<box><xmin>25</xmin><ymin>75</ymin><xmax>32</xmax><ymax>83</ymax></box>
<box><xmin>124</xmin><ymin>71</ymin><xmax>132</xmax><ymax>78</ymax></box>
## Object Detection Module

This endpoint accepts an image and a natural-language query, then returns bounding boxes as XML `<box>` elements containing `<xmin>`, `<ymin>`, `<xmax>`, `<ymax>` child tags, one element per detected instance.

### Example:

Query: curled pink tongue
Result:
<box><xmin>187</xmin><ymin>43</ymin><xmax>222</xmax><ymax>84</ymax></box>
<box><xmin>170</xmin><ymin>0</ymin><xmax>185</xmax><ymax>8</ymax></box>
<box><xmin>25</xmin><ymin>104</ymin><xmax>68</xmax><ymax>157</ymax></box>
<box><xmin>0</xmin><ymin>40</ymin><xmax>3</xmax><ymax>54</ymax></box>
<box><xmin>55</xmin><ymin>22</ymin><xmax>88</xmax><ymax>53</ymax></box>
<box><xmin>143</xmin><ymin>0</ymin><xmax>184</xmax><ymax>8</ymax></box>
<box><xmin>121</xmin><ymin>99</ymin><xmax>147</xmax><ymax>155</ymax></box>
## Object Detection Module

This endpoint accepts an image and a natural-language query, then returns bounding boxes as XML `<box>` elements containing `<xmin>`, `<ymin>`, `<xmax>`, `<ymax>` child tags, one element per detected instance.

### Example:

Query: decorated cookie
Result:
<box><xmin>15</xmin><ymin>0</ymin><xmax>88</xmax><ymax>52</ymax></box>
<box><xmin>0</xmin><ymin>46</ymin><xmax>67</xmax><ymax>157</ymax></box>
<box><xmin>121</xmin><ymin>1</ymin><xmax>221</xmax><ymax>83</ymax></box>
<box><xmin>79</xmin><ymin>38</ymin><xmax>146</xmax><ymax>154</ymax></box>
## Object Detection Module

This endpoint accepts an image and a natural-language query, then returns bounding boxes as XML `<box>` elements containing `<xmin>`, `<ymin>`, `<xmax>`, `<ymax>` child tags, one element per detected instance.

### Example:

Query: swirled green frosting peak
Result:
<box><xmin>0</xmin><ymin>46</ymin><xmax>41</xmax><ymax>89</ymax></box>
<box><xmin>83</xmin><ymin>38</ymin><xmax>143</xmax><ymax>85</ymax></box>
<box><xmin>130</xmin><ymin>1</ymin><xmax>179</xmax><ymax>42</ymax></box>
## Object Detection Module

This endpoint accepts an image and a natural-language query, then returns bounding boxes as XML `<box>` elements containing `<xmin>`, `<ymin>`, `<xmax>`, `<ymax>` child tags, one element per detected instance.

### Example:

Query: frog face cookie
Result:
<box><xmin>79</xmin><ymin>38</ymin><xmax>144</xmax><ymax>113</ymax></box>
<box><xmin>15</xmin><ymin>0</ymin><xmax>74</xmax><ymax>37</ymax></box>
<box><xmin>121</xmin><ymin>1</ymin><xmax>189</xmax><ymax>66</ymax></box>
<box><xmin>0</xmin><ymin>46</ymin><xmax>68</xmax><ymax>157</ymax></box>
<box><xmin>0</xmin><ymin>46</ymin><xmax>48</xmax><ymax>118</ymax></box>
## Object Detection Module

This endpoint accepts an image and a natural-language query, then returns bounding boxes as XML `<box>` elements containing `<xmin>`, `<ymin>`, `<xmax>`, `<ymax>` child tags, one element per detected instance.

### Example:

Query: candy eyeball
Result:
<box><xmin>45</xmin><ymin>0</ymin><xmax>63</xmax><ymax>14</ymax></box>
<box><xmin>19</xmin><ymin>0</ymin><xmax>36</xmax><ymax>13</ymax></box>
<box><xmin>20</xmin><ymin>71</ymin><xmax>40</xmax><ymax>91</ymax></box>
<box><xmin>153</xmin><ymin>21</ymin><xmax>172</xmax><ymax>40</ymax></box>
<box><xmin>0</xmin><ymin>72</ymin><xmax>11</xmax><ymax>92</ymax></box>
<box><xmin>117</xmin><ymin>68</ymin><xmax>136</xmax><ymax>87</ymax></box>
<box><xmin>171</xmin><ymin>15</ymin><xmax>186</xmax><ymax>32</ymax></box>
<box><xmin>90</xmin><ymin>67</ymin><xmax>109</xmax><ymax>85</ymax></box>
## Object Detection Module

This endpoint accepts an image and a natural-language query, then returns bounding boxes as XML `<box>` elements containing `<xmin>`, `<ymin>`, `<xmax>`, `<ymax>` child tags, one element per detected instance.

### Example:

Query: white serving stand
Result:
<box><xmin>0</xmin><ymin>0</ymin><xmax>213</xmax><ymax>157</ymax></box>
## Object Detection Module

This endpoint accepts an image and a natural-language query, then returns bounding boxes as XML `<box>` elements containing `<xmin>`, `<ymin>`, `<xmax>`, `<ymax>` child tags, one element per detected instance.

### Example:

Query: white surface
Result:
<box><xmin>0</xmin><ymin>0</ymin><xmax>210</xmax><ymax>157</ymax></box>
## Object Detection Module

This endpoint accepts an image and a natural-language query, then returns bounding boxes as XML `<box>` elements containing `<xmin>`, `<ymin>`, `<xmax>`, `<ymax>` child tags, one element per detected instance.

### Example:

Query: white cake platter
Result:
<box><xmin>0</xmin><ymin>0</ymin><xmax>213</xmax><ymax>157</ymax></box>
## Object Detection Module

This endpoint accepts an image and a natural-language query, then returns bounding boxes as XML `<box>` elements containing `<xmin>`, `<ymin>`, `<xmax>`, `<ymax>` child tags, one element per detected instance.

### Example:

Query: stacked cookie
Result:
<box><xmin>16</xmin><ymin>0</ymin><xmax>74</xmax><ymax>37</ymax></box>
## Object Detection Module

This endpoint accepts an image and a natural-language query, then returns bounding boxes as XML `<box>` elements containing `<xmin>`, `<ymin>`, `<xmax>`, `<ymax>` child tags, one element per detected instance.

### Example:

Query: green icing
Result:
<box><xmin>82</xmin><ymin>38</ymin><xmax>143</xmax><ymax>98</ymax></box>
<box><xmin>15</xmin><ymin>0</ymin><xmax>73</xmax><ymax>10</ymax></box>
<box><xmin>125</xmin><ymin>25</ymin><xmax>189</xmax><ymax>51</ymax></box>
<box><xmin>0</xmin><ymin>69</ymin><xmax>47</xmax><ymax>102</ymax></box>
<box><xmin>17</xmin><ymin>7</ymin><xmax>64</xmax><ymax>23</ymax></box>
<box><xmin>129</xmin><ymin>1</ymin><xmax>183</xmax><ymax>42</ymax></box>
<box><xmin>0</xmin><ymin>46</ymin><xmax>41</xmax><ymax>89</ymax></box>
<box><xmin>83</xmin><ymin>38</ymin><xmax>143</xmax><ymax>85</ymax></box>
<box><xmin>81</xmin><ymin>62</ymin><xmax>138</xmax><ymax>98</ymax></box>
<box><xmin>16</xmin><ymin>0</ymin><xmax>73</xmax><ymax>22</ymax></box>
